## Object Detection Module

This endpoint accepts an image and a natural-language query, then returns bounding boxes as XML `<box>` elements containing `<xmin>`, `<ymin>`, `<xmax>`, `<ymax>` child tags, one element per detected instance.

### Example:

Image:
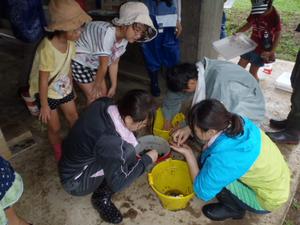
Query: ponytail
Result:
<box><xmin>224</xmin><ymin>113</ymin><xmax>244</xmax><ymax>137</ymax></box>
<box><xmin>188</xmin><ymin>99</ymin><xmax>244</xmax><ymax>138</ymax></box>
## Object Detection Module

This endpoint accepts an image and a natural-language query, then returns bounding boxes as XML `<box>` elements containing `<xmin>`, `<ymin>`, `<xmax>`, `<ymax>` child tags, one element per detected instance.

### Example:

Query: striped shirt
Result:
<box><xmin>74</xmin><ymin>21</ymin><xmax>128</xmax><ymax>69</ymax></box>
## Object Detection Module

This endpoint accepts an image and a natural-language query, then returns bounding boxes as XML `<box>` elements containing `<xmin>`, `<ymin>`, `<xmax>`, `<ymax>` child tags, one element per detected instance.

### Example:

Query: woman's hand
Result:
<box><xmin>39</xmin><ymin>105</ymin><xmax>51</xmax><ymax>124</ymax></box>
<box><xmin>146</xmin><ymin>149</ymin><xmax>158</xmax><ymax>163</ymax></box>
<box><xmin>170</xmin><ymin>143</ymin><xmax>193</xmax><ymax>156</ymax></box>
<box><xmin>171</xmin><ymin>126</ymin><xmax>191</xmax><ymax>146</ymax></box>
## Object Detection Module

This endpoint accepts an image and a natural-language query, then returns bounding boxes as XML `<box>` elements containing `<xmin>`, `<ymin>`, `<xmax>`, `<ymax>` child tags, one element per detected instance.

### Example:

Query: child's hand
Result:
<box><xmin>146</xmin><ymin>149</ymin><xmax>158</xmax><ymax>163</ymax></box>
<box><xmin>175</xmin><ymin>20</ymin><xmax>182</xmax><ymax>38</ymax></box>
<box><xmin>261</xmin><ymin>51</ymin><xmax>275</xmax><ymax>63</ymax></box>
<box><xmin>107</xmin><ymin>86</ymin><xmax>116</xmax><ymax>98</ymax></box>
<box><xmin>91</xmin><ymin>82</ymin><xmax>103</xmax><ymax>99</ymax></box>
<box><xmin>39</xmin><ymin>105</ymin><xmax>51</xmax><ymax>124</ymax></box>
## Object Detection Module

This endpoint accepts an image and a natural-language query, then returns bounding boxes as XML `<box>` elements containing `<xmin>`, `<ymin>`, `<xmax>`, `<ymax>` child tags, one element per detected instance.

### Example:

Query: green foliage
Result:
<box><xmin>283</xmin><ymin>220</ymin><xmax>294</xmax><ymax>225</ymax></box>
<box><xmin>291</xmin><ymin>198</ymin><xmax>300</xmax><ymax>210</ymax></box>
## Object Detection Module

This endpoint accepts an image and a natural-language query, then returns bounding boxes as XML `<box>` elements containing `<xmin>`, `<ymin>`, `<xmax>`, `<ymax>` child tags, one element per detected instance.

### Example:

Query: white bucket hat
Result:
<box><xmin>112</xmin><ymin>2</ymin><xmax>157</xmax><ymax>42</ymax></box>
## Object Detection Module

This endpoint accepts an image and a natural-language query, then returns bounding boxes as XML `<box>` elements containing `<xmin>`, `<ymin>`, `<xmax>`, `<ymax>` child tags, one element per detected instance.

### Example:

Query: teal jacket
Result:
<box><xmin>195</xmin><ymin>117</ymin><xmax>261</xmax><ymax>201</ymax></box>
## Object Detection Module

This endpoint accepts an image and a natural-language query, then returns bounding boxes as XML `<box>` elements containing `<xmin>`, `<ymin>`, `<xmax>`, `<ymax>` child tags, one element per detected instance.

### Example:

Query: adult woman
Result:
<box><xmin>171</xmin><ymin>99</ymin><xmax>290</xmax><ymax>221</ymax></box>
<box><xmin>59</xmin><ymin>89</ymin><xmax>158</xmax><ymax>224</ymax></box>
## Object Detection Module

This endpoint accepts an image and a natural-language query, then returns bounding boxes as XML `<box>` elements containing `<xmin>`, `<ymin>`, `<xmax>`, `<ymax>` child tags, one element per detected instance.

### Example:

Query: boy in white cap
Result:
<box><xmin>235</xmin><ymin>0</ymin><xmax>281</xmax><ymax>80</ymax></box>
<box><xmin>72</xmin><ymin>1</ymin><xmax>157</xmax><ymax>105</ymax></box>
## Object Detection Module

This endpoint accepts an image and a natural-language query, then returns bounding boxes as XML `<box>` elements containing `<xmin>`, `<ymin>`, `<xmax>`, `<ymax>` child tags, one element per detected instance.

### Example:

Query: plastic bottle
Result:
<box><xmin>263</xmin><ymin>31</ymin><xmax>272</xmax><ymax>51</ymax></box>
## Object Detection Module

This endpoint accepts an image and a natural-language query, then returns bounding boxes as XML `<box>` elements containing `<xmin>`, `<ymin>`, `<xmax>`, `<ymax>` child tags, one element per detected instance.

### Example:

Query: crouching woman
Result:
<box><xmin>171</xmin><ymin>99</ymin><xmax>290</xmax><ymax>221</ymax></box>
<box><xmin>59</xmin><ymin>90</ymin><xmax>158</xmax><ymax>224</ymax></box>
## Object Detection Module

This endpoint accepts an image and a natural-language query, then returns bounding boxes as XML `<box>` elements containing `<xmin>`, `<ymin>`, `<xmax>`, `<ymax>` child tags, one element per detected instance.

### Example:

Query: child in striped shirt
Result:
<box><xmin>72</xmin><ymin>2</ymin><xmax>157</xmax><ymax>105</ymax></box>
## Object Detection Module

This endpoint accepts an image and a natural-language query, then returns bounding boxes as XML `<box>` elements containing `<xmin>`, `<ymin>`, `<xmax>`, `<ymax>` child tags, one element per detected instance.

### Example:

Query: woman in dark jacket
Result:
<box><xmin>59</xmin><ymin>89</ymin><xmax>158</xmax><ymax>224</ymax></box>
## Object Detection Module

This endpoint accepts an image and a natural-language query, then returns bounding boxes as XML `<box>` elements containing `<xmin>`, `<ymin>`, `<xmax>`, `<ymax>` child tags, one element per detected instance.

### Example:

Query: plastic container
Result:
<box><xmin>135</xmin><ymin>135</ymin><xmax>171</xmax><ymax>163</ymax></box>
<box><xmin>275</xmin><ymin>72</ymin><xmax>292</xmax><ymax>93</ymax></box>
<box><xmin>153</xmin><ymin>108</ymin><xmax>185</xmax><ymax>141</ymax></box>
<box><xmin>148</xmin><ymin>159</ymin><xmax>194</xmax><ymax>210</ymax></box>
<box><xmin>212</xmin><ymin>33</ymin><xmax>257</xmax><ymax>60</ymax></box>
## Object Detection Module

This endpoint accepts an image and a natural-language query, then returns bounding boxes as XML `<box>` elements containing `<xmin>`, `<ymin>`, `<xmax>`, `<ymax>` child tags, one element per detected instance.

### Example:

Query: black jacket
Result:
<box><xmin>59</xmin><ymin>97</ymin><xmax>152</xmax><ymax>193</ymax></box>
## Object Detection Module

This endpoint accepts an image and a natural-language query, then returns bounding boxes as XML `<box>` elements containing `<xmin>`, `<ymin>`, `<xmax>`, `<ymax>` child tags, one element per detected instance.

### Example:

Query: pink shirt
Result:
<box><xmin>107</xmin><ymin>105</ymin><xmax>138</xmax><ymax>147</ymax></box>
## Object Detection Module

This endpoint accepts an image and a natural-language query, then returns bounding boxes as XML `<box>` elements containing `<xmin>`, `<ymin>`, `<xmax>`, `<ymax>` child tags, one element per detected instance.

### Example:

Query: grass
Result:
<box><xmin>291</xmin><ymin>198</ymin><xmax>300</xmax><ymax>210</ymax></box>
<box><xmin>226</xmin><ymin>0</ymin><xmax>300</xmax><ymax>61</ymax></box>
<box><xmin>283</xmin><ymin>220</ymin><xmax>294</xmax><ymax>225</ymax></box>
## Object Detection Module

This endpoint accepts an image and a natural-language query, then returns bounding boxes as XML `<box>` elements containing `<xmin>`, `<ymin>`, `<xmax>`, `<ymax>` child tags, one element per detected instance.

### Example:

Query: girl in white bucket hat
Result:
<box><xmin>72</xmin><ymin>2</ymin><xmax>157</xmax><ymax>105</ymax></box>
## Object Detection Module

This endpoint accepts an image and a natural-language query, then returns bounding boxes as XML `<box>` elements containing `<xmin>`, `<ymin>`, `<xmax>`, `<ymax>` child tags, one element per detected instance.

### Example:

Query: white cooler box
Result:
<box><xmin>275</xmin><ymin>72</ymin><xmax>293</xmax><ymax>93</ymax></box>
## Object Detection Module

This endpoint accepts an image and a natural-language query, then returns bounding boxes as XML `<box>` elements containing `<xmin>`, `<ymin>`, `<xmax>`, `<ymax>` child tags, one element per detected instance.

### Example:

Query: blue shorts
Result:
<box><xmin>241</xmin><ymin>51</ymin><xmax>264</xmax><ymax>67</ymax></box>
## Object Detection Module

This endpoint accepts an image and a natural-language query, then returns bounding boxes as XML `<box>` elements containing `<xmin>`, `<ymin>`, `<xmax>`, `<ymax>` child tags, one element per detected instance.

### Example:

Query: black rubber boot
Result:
<box><xmin>202</xmin><ymin>189</ymin><xmax>245</xmax><ymax>221</ymax></box>
<box><xmin>91</xmin><ymin>182</ymin><xmax>123</xmax><ymax>224</ymax></box>
<box><xmin>269</xmin><ymin>119</ymin><xmax>287</xmax><ymax>130</ymax></box>
<box><xmin>148</xmin><ymin>70</ymin><xmax>160</xmax><ymax>97</ymax></box>
<box><xmin>266</xmin><ymin>129</ymin><xmax>299</xmax><ymax>144</ymax></box>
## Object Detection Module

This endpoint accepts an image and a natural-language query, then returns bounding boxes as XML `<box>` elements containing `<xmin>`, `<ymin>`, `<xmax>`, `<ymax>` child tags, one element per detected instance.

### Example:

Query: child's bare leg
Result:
<box><xmin>48</xmin><ymin>109</ymin><xmax>62</xmax><ymax>160</ymax></box>
<box><xmin>5</xmin><ymin>207</ymin><xmax>30</xmax><ymax>225</ymax></box>
<box><xmin>77</xmin><ymin>82</ymin><xmax>95</xmax><ymax>105</ymax></box>
<box><xmin>238</xmin><ymin>57</ymin><xmax>249</xmax><ymax>68</ymax></box>
<box><xmin>249</xmin><ymin>64</ymin><xmax>260</xmax><ymax>81</ymax></box>
<box><xmin>60</xmin><ymin>100</ymin><xmax>78</xmax><ymax>127</ymax></box>
<box><xmin>100</xmin><ymin>80</ymin><xmax>107</xmax><ymax>96</ymax></box>
<box><xmin>47</xmin><ymin>109</ymin><xmax>61</xmax><ymax>145</ymax></box>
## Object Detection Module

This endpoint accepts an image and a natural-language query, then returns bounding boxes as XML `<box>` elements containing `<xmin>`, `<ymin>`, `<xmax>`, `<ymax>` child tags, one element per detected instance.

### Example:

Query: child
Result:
<box><xmin>59</xmin><ymin>90</ymin><xmax>158</xmax><ymax>224</ymax></box>
<box><xmin>236</xmin><ymin>0</ymin><xmax>281</xmax><ymax>80</ymax></box>
<box><xmin>142</xmin><ymin>0</ymin><xmax>182</xmax><ymax>96</ymax></box>
<box><xmin>0</xmin><ymin>156</ymin><xmax>31</xmax><ymax>225</ymax></box>
<box><xmin>72</xmin><ymin>2</ymin><xmax>157</xmax><ymax>105</ymax></box>
<box><xmin>171</xmin><ymin>99</ymin><xmax>290</xmax><ymax>221</ymax></box>
<box><xmin>162</xmin><ymin>60</ymin><xmax>265</xmax><ymax>134</ymax></box>
<box><xmin>29</xmin><ymin>0</ymin><xmax>92</xmax><ymax>161</ymax></box>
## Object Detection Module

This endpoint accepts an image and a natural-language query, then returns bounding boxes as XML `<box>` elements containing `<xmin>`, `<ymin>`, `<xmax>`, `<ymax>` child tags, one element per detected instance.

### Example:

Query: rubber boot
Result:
<box><xmin>269</xmin><ymin>119</ymin><xmax>287</xmax><ymax>130</ymax></box>
<box><xmin>91</xmin><ymin>182</ymin><xmax>123</xmax><ymax>224</ymax></box>
<box><xmin>202</xmin><ymin>189</ymin><xmax>245</xmax><ymax>221</ymax></box>
<box><xmin>148</xmin><ymin>70</ymin><xmax>160</xmax><ymax>97</ymax></box>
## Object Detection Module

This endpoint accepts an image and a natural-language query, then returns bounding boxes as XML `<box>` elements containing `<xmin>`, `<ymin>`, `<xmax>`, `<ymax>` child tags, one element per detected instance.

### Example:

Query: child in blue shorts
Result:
<box><xmin>236</xmin><ymin>0</ymin><xmax>281</xmax><ymax>80</ymax></box>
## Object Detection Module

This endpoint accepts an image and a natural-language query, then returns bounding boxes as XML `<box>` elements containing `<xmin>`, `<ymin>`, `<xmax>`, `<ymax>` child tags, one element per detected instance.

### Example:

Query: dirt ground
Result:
<box><xmin>0</xmin><ymin>36</ymin><xmax>299</xmax><ymax>225</ymax></box>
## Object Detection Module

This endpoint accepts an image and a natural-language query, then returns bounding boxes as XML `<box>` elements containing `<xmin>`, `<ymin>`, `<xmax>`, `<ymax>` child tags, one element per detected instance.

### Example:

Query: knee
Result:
<box><xmin>48</xmin><ymin>123</ymin><xmax>61</xmax><ymax>134</ymax></box>
<box><xmin>66</xmin><ymin>111</ymin><xmax>78</xmax><ymax>127</ymax></box>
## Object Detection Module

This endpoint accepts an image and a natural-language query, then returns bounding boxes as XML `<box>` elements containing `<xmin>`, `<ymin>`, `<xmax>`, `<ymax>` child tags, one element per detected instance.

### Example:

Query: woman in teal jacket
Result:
<box><xmin>171</xmin><ymin>99</ymin><xmax>290</xmax><ymax>221</ymax></box>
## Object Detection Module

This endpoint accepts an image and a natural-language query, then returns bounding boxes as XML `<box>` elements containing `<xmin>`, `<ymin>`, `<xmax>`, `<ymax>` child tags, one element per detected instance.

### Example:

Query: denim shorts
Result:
<box><xmin>241</xmin><ymin>51</ymin><xmax>264</xmax><ymax>67</ymax></box>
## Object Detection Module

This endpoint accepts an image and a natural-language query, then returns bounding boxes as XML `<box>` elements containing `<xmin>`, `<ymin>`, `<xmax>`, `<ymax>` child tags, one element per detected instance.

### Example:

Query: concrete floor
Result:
<box><xmin>0</xmin><ymin>36</ymin><xmax>299</xmax><ymax>225</ymax></box>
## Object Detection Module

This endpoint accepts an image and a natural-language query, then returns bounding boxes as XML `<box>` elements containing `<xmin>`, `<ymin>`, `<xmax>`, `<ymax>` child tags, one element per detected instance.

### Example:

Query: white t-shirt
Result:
<box><xmin>74</xmin><ymin>21</ymin><xmax>128</xmax><ymax>69</ymax></box>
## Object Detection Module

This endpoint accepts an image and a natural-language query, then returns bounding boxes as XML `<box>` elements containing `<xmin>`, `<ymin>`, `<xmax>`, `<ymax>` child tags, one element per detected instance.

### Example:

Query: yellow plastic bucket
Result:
<box><xmin>153</xmin><ymin>108</ymin><xmax>185</xmax><ymax>141</ymax></box>
<box><xmin>148</xmin><ymin>159</ymin><xmax>194</xmax><ymax>211</ymax></box>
